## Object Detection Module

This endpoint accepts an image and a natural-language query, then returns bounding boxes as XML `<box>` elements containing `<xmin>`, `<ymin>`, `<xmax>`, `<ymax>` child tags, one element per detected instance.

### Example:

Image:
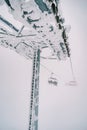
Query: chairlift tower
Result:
<box><xmin>0</xmin><ymin>0</ymin><xmax>76</xmax><ymax>130</ymax></box>
<box><xmin>29</xmin><ymin>48</ymin><xmax>40</xmax><ymax>130</ymax></box>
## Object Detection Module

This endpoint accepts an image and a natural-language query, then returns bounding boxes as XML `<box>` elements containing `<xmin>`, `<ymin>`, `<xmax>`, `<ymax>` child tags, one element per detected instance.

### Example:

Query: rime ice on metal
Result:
<box><xmin>0</xmin><ymin>0</ymin><xmax>70</xmax><ymax>60</ymax></box>
<box><xmin>0</xmin><ymin>0</ymin><xmax>72</xmax><ymax>130</ymax></box>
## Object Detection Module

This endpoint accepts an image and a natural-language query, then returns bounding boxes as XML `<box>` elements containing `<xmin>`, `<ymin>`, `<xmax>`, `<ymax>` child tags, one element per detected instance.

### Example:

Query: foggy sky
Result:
<box><xmin>0</xmin><ymin>0</ymin><xmax>87</xmax><ymax>130</ymax></box>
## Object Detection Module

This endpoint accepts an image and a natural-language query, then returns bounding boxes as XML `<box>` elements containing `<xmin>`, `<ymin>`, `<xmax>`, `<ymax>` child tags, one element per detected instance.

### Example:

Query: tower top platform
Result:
<box><xmin>0</xmin><ymin>0</ymin><xmax>70</xmax><ymax>60</ymax></box>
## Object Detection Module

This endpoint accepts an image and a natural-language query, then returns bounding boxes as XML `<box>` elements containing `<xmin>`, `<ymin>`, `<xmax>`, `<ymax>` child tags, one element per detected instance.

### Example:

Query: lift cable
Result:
<box><xmin>69</xmin><ymin>57</ymin><xmax>76</xmax><ymax>80</ymax></box>
<box><xmin>40</xmin><ymin>63</ymin><xmax>66</xmax><ymax>85</ymax></box>
<box><xmin>40</xmin><ymin>57</ymin><xmax>77</xmax><ymax>86</ymax></box>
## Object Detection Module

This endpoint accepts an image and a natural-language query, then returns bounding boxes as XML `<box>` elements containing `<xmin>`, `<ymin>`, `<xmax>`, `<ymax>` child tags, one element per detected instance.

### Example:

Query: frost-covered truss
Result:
<box><xmin>0</xmin><ymin>0</ymin><xmax>70</xmax><ymax>60</ymax></box>
<box><xmin>29</xmin><ymin>49</ymin><xmax>40</xmax><ymax>130</ymax></box>
<box><xmin>0</xmin><ymin>0</ymin><xmax>71</xmax><ymax>130</ymax></box>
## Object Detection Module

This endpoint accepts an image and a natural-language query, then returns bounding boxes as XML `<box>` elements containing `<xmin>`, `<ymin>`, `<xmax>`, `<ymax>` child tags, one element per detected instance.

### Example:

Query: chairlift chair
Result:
<box><xmin>66</xmin><ymin>80</ymin><xmax>77</xmax><ymax>86</ymax></box>
<box><xmin>48</xmin><ymin>73</ymin><xmax>58</xmax><ymax>86</ymax></box>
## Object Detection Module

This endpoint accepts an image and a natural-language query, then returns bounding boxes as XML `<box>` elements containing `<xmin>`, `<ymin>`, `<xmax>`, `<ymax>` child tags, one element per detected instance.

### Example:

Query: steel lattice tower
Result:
<box><xmin>0</xmin><ymin>0</ymin><xmax>76</xmax><ymax>130</ymax></box>
<box><xmin>29</xmin><ymin>48</ymin><xmax>40</xmax><ymax>130</ymax></box>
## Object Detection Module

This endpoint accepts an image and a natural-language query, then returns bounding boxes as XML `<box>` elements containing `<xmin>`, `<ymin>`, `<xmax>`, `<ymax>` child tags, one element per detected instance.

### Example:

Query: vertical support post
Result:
<box><xmin>29</xmin><ymin>48</ymin><xmax>40</xmax><ymax>130</ymax></box>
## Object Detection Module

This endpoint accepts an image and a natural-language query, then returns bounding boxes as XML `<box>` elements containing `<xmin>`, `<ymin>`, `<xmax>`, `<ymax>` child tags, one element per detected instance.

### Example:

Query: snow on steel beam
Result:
<box><xmin>0</xmin><ymin>0</ymin><xmax>70</xmax><ymax>60</ymax></box>
<box><xmin>0</xmin><ymin>15</ymin><xmax>19</xmax><ymax>32</ymax></box>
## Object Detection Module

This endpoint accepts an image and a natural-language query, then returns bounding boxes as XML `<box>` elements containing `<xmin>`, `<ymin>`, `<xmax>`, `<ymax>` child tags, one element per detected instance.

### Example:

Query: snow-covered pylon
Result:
<box><xmin>0</xmin><ymin>1</ymin><xmax>76</xmax><ymax>130</ymax></box>
<box><xmin>0</xmin><ymin>0</ymin><xmax>71</xmax><ymax>60</ymax></box>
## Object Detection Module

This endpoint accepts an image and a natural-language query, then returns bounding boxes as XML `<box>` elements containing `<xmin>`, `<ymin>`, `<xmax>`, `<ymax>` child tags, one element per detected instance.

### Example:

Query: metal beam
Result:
<box><xmin>0</xmin><ymin>15</ymin><xmax>19</xmax><ymax>32</ymax></box>
<box><xmin>29</xmin><ymin>48</ymin><xmax>40</xmax><ymax>130</ymax></box>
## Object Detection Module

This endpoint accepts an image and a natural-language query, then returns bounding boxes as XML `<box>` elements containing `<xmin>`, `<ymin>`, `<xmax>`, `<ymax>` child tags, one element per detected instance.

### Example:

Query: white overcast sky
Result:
<box><xmin>0</xmin><ymin>0</ymin><xmax>87</xmax><ymax>130</ymax></box>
